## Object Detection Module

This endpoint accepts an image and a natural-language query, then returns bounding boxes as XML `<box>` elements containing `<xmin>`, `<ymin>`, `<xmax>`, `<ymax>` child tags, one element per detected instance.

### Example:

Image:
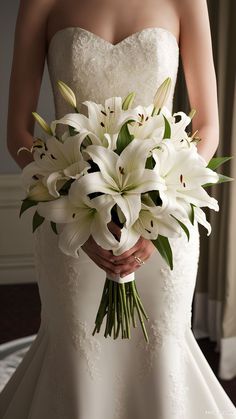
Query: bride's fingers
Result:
<box><xmin>93</xmin><ymin>250</ymin><xmax>140</xmax><ymax>277</ymax></box>
<box><xmin>93</xmin><ymin>253</ymin><xmax>122</xmax><ymax>275</ymax></box>
<box><xmin>83</xmin><ymin>236</ymin><xmax>113</xmax><ymax>259</ymax></box>
<box><xmin>113</xmin><ymin>239</ymin><xmax>156</xmax><ymax>266</ymax></box>
<box><xmin>112</xmin><ymin>237</ymin><xmax>145</xmax><ymax>262</ymax></box>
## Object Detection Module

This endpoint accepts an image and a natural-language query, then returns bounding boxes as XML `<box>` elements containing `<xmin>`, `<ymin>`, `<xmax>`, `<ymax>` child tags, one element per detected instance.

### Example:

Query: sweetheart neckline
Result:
<box><xmin>47</xmin><ymin>26</ymin><xmax>179</xmax><ymax>52</ymax></box>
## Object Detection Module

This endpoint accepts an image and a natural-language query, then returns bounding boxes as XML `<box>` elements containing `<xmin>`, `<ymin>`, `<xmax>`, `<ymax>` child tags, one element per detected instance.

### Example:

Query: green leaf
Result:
<box><xmin>32</xmin><ymin>211</ymin><xmax>45</xmax><ymax>233</ymax></box>
<box><xmin>19</xmin><ymin>199</ymin><xmax>38</xmax><ymax>218</ymax></box>
<box><xmin>152</xmin><ymin>235</ymin><xmax>173</xmax><ymax>270</ymax></box>
<box><xmin>202</xmin><ymin>173</ymin><xmax>234</xmax><ymax>188</ymax></box>
<box><xmin>116</xmin><ymin>121</ymin><xmax>134</xmax><ymax>155</ymax></box>
<box><xmin>147</xmin><ymin>190</ymin><xmax>162</xmax><ymax>206</ymax></box>
<box><xmin>50</xmin><ymin>221</ymin><xmax>58</xmax><ymax>235</ymax></box>
<box><xmin>170</xmin><ymin>215</ymin><xmax>190</xmax><ymax>241</ymax></box>
<box><xmin>207</xmin><ymin>156</ymin><xmax>233</xmax><ymax>171</ymax></box>
<box><xmin>68</xmin><ymin>125</ymin><xmax>77</xmax><ymax>136</ymax></box>
<box><xmin>163</xmin><ymin>115</ymin><xmax>171</xmax><ymax>139</ymax></box>
<box><xmin>145</xmin><ymin>156</ymin><xmax>155</xmax><ymax>169</ymax></box>
<box><xmin>189</xmin><ymin>203</ymin><xmax>195</xmax><ymax>225</ymax></box>
<box><xmin>58</xmin><ymin>178</ymin><xmax>74</xmax><ymax>195</ymax></box>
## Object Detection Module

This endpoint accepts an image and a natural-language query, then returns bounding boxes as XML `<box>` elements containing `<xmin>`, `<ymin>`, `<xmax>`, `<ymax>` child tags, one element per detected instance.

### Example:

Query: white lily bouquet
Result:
<box><xmin>18</xmin><ymin>78</ymin><xmax>232</xmax><ymax>342</ymax></box>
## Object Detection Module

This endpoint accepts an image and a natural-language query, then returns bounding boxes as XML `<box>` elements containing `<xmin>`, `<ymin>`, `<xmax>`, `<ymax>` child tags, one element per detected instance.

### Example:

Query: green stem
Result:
<box><xmin>113</xmin><ymin>282</ymin><xmax>117</xmax><ymax>339</ymax></box>
<box><xmin>129</xmin><ymin>284</ymin><xmax>136</xmax><ymax>328</ymax></box>
<box><xmin>131</xmin><ymin>281</ymin><xmax>149</xmax><ymax>343</ymax></box>
<box><xmin>121</xmin><ymin>283</ymin><xmax>130</xmax><ymax>339</ymax></box>
<box><xmin>92</xmin><ymin>279</ymin><xmax>109</xmax><ymax>335</ymax></box>
<box><xmin>104</xmin><ymin>280</ymin><xmax>113</xmax><ymax>337</ymax></box>
<box><xmin>133</xmin><ymin>281</ymin><xmax>149</xmax><ymax>320</ymax></box>
<box><xmin>118</xmin><ymin>285</ymin><xmax>125</xmax><ymax>338</ymax></box>
<box><xmin>115</xmin><ymin>284</ymin><xmax>121</xmax><ymax>339</ymax></box>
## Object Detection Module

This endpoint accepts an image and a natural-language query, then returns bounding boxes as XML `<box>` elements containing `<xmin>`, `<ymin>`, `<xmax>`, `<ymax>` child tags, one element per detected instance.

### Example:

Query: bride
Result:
<box><xmin>1</xmin><ymin>0</ymin><xmax>235</xmax><ymax>418</ymax></box>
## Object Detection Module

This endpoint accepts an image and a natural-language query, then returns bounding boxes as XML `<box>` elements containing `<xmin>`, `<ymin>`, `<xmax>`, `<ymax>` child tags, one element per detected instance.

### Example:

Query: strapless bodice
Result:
<box><xmin>46</xmin><ymin>26</ymin><xmax>179</xmax><ymax>118</ymax></box>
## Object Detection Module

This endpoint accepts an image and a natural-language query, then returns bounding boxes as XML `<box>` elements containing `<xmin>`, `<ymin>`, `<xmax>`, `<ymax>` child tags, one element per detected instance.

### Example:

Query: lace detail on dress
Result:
<box><xmin>168</xmin><ymin>371</ymin><xmax>190</xmax><ymax>418</ymax></box>
<box><xmin>137</xmin><ymin>223</ymin><xmax>200</xmax><ymax>375</ymax></box>
<box><xmin>70</xmin><ymin>319</ymin><xmax>102</xmax><ymax>380</ymax></box>
<box><xmin>47</xmin><ymin>27</ymin><xmax>179</xmax><ymax>119</ymax></box>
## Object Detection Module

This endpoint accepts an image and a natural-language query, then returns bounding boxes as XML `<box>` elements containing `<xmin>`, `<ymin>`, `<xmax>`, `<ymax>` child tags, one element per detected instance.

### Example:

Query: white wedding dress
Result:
<box><xmin>0</xmin><ymin>26</ymin><xmax>235</xmax><ymax>419</ymax></box>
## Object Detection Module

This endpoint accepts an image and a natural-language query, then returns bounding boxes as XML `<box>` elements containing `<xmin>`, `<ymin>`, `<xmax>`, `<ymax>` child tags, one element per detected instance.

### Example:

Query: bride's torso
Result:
<box><xmin>46</xmin><ymin>0</ymin><xmax>180</xmax><ymax>118</ymax></box>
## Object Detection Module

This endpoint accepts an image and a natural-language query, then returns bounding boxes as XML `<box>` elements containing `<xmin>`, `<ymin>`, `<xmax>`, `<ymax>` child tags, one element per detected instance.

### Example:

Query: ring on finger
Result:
<box><xmin>134</xmin><ymin>255</ymin><xmax>145</xmax><ymax>265</ymax></box>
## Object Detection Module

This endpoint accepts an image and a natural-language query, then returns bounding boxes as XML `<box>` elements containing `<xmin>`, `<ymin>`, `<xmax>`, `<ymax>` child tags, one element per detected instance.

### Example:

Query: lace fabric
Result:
<box><xmin>47</xmin><ymin>27</ymin><xmax>179</xmax><ymax>119</ymax></box>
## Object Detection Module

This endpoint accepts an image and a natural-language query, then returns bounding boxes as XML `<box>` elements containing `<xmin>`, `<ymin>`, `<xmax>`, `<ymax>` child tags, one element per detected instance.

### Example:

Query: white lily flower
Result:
<box><xmin>27</xmin><ymin>181</ymin><xmax>56</xmax><ymax>202</ymax></box>
<box><xmin>37</xmin><ymin>191</ymin><xmax>118</xmax><ymax>258</ymax></box>
<box><xmin>51</xmin><ymin>96</ymin><xmax>129</xmax><ymax>150</ymax></box>
<box><xmin>152</xmin><ymin>139</ymin><xmax>219</xmax><ymax>215</ymax></box>
<box><xmin>74</xmin><ymin>139</ymin><xmax>166</xmax><ymax>229</ymax></box>
<box><xmin>22</xmin><ymin>135</ymin><xmax>90</xmax><ymax>197</ymax></box>
<box><xmin>172</xmin><ymin>199</ymin><xmax>212</xmax><ymax>236</ymax></box>
<box><xmin>133</xmin><ymin>194</ymin><xmax>181</xmax><ymax>239</ymax></box>
<box><xmin>113</xmin><ymin>194</ymin><xmax>182</xmax><ymax>256</ymax></box>
<box><xmin>125</xmin><ymin>104</ymin><xmax>165</xmax><ymax>142</ymax></box>
<box><xmin>160</xmin><ymin>107</ymin><xmax>194</xmax><ymax>149</ymax></box>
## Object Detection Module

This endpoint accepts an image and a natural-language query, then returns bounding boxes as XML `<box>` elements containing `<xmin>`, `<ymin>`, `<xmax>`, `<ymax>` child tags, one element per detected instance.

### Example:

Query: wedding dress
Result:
<box><xmin>0</xmin><ymin>26</ymin><xmax>235</xmax><ymax>419</ymax></box>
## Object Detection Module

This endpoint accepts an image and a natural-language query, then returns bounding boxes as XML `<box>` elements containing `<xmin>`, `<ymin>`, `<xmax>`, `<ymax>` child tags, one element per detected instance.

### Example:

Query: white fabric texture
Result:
<box><xmin>0</xmin><ymin>26</ymin><xmax>235</xmax><ymax>419</ymax></box>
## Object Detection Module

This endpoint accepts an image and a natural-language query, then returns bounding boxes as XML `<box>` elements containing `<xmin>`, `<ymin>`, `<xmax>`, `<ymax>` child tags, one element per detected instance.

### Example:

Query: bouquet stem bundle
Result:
<box><xmin>92</xmin><ymin>278</ymin><xmax>149</xmax><ymax>342</ymax></box>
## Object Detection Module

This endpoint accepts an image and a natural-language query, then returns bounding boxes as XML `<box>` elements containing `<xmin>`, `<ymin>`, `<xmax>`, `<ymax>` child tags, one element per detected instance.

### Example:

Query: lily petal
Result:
<box><xmin>115</xmin><ymin>194</ymin><xmax>141</xmax><ymax>228</ymax></box>
<box><xmin>85</xmin><ymin>145</ymin><xmax>118</xmax><ymax>187</ymax></box>
<box><xmin>37</xmin><ymin>196</ymin><xmax>76</xmax><ymax>223</ymax></box>
<box><xmin>113</xmin><ymin>227</ymin><xmax>140</xmax><ymax>256</ymax></box>
<box><xmin>51</xmin><ymin>113</ymin><xmax>90</xmax><ymax>135</ymax></box>
<box><xmin>71</xmin><ymin>172</ymin><xmax>118</xmax><ymax>198</ymax></box>
<box><xmin>58</xmin><ymin>218</ymin><xmax>91</xmax><ymax>258</ymax></box>
<box><xmin>194</xmin><ymin>207</ymin><xmax>212</xmax><ymax>235</ymax></box>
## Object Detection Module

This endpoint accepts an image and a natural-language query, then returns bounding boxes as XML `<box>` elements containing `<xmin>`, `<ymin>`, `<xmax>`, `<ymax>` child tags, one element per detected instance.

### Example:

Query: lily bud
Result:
<box><xmin>32</xmin><ymin>112</ymin><xmax>53</xmax><ymax>135</ymax></box>
<box><xmin>27</xmin><ymin>182</ymin><xmax>55</xmax><ymax>202</ymax></box>
<box><xmin>122</xmin><ymin>92</ymin><xmax>136</xmax><ymax>110</ymax></box>
<box><xmin>57</xmin><ymin>80</ymin><xmax>77</xmax><ymax>110</ymax></box>
<box><xmin>189</xmin><ymin>109</ymin><xmax>196</xmax><ymax>120</ymax></box>
<box><xmin>152</xmin><ymin>77</ymin><xmax>172</xmax><ymax>115</ymax></box>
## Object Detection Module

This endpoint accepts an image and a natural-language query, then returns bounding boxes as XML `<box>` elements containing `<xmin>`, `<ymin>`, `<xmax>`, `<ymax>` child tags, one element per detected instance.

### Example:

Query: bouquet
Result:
<box><xmin>18</xmin><ymin>78</ymin><xmax>233</xmax><ymax>342</ymax></box>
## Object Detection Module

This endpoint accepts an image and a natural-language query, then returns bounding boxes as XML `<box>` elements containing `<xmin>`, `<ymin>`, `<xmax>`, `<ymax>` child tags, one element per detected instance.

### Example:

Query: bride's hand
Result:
<box><xmin>81</xmin><ymin>222</ymin><xmax>155</xmax><ymax>279</ymax></box>
<box><xmin>112</xmin><ymin>237</ymin><xmax>156</xmax><ymax>278</ymax></box>
<box><xmin>81</xmin><ymin>221</ymin><xmax>122</xmax><ymax>279</ymax></box>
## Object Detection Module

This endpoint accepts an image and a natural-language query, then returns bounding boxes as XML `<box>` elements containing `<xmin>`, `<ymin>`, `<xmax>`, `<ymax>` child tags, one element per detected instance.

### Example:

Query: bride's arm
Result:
<box><xmin>179</xmin><ymin>0</ymin><xmax>219</xmax><ymax>164</ymax></box>
<box><xmin>7</xmin><ymin>0</ymin><xmax>54</xmax><ymax>169</ymax></box>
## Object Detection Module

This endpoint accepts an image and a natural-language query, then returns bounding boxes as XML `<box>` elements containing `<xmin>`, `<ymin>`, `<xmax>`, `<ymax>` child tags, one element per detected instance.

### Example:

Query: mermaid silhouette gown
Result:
<box><xmin>0</xmin><ymin>26</ymin><xmax>235</xmax><ymax>419</ymax></box>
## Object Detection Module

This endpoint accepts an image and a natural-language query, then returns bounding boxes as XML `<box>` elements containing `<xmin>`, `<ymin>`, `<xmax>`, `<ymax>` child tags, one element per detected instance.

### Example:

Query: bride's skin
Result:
<box><xmin>7</xmin><ymin>0</ymin><xmax>219</xmax><ymax>279</ymax></box>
